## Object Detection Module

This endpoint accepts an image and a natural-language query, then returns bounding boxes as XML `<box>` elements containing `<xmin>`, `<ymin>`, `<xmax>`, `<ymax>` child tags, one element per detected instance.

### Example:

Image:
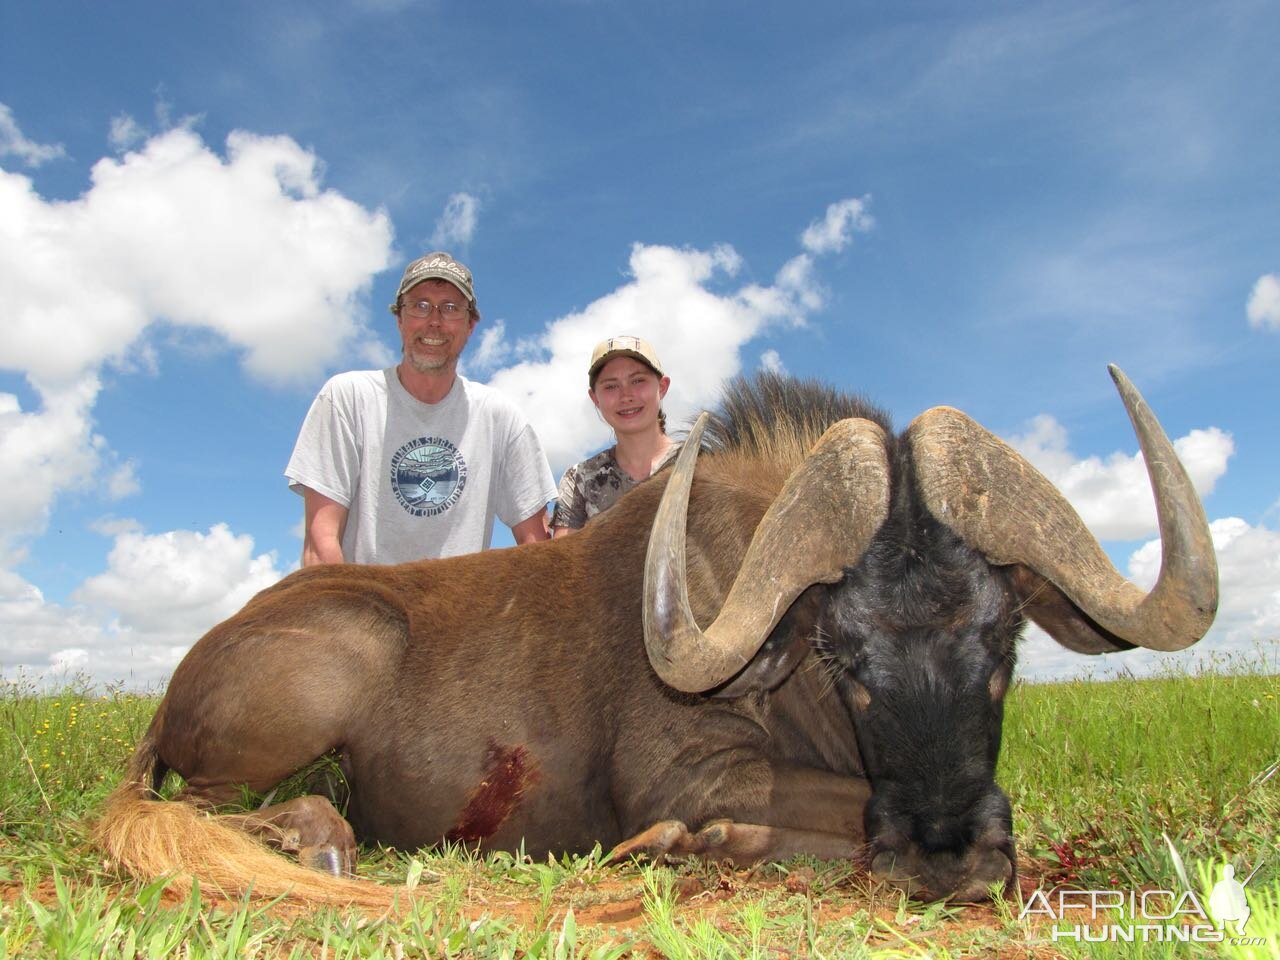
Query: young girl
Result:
<box><xmin>551</xmin><ymin>335</ymin><xmax>678</xmax><ymax>535</ymax></box>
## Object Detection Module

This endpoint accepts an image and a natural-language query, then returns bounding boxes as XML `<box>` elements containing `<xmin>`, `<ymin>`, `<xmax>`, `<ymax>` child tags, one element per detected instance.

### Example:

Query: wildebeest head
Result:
<box><xmin>643</xmin><ymin>366</ymin><xmax>1217</xmax><ymax>901</ymax></box>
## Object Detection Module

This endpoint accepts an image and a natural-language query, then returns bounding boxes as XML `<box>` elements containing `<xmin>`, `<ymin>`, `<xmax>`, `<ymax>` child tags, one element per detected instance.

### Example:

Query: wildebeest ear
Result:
<box><xmin>708</xmin><ymin>587</ymin><xmax>821</xmax><ymax>698</ymax></box>
<box><xmin>1010</xmin><ymin>566</ymin><xmax>1137</xmax><ymax>654</ymax></box>
<box><xmin>709</xmin><ymin>628</ymin><xmax>810</xmax><ymax>698</ymax></box>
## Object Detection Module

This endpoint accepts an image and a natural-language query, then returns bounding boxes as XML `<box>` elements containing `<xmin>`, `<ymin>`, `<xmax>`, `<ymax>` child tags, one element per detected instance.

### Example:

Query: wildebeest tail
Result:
<box><xmin>95</xmin><ymin>733</ymin><xmax>401</xmax><ymax>909</ymax></box>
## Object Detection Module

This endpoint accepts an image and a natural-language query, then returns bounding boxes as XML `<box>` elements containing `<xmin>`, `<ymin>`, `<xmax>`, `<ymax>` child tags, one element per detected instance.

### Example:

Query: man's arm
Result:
<box><xmin>302</xmin><ymin>486</ymin><xmax>349</xmax><ymax>565</ymax></box>
<box><xmin>510</xmin><ymin>508</ymin><xmax>550</xmax><ymax>545</ymax></box>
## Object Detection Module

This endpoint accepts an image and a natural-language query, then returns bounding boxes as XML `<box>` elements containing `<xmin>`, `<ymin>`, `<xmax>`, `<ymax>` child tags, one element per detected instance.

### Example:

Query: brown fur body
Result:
<box><xmin>138</xmin><ymin>458</ymin><xmax>864</xmax><ymax>858</ymax></box>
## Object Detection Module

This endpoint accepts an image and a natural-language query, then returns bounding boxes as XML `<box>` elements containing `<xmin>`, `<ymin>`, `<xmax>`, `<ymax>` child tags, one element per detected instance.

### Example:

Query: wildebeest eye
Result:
<box><xmin>988</xmin><ymin>664</ymin><xmax>1011</xmax><ymax>702</ymax></box>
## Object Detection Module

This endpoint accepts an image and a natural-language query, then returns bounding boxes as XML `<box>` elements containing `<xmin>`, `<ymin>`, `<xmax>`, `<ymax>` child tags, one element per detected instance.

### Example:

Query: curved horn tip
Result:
<box><xmin>1107</xmin><ymin>366</ymin><xmax>1156</xmax><ymax>418</ymax></box>
<box><xmin>1107</xmin><ymin>363</ymin><xmax>1134</xmax><ymax>392</ymax></box>
<box><xmin>683</xmin><ymin>411</ymin><xmax>710</xmax><ymax>447</ymax></box>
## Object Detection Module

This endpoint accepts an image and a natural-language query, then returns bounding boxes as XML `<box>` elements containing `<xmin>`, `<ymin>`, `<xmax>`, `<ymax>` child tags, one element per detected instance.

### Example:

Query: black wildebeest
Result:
<box><xmin>98</xmin><ymin>366</ymin><xmax>1217</xmax><ymax>905</ymax></box>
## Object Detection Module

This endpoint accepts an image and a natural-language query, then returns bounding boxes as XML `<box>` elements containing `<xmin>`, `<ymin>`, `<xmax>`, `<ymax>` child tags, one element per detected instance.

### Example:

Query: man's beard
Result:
<box><xmin>405</xmin><ymin>346</ymin><xmax>448</xmax><ymax>373</ymax></box>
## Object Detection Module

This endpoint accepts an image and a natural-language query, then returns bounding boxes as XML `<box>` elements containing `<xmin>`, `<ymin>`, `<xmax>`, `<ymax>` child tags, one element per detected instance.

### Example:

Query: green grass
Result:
<box><xmin>1</xmin><ymin>667</ymin><xmax>1277</xmax><ymax>957</ymax></box>
<box><xmin>1001</xmin><ymin>670</ymin><xmax>1278</xmax><ymax>892</ymax></box>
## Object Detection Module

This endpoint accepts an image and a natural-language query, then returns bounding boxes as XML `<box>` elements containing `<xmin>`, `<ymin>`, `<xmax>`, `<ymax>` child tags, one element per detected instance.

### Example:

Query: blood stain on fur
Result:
<box><xmin>446</xmin><ymin>740</ymin><xmax>540</xmax><ymax>844</ymax></box>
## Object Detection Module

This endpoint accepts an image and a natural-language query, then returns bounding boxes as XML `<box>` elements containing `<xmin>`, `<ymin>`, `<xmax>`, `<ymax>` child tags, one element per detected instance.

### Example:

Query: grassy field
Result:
<box><xmin>1</xmin><ymin>667</ymin><xmax>1277</xmax><ymax>958</ymax></box>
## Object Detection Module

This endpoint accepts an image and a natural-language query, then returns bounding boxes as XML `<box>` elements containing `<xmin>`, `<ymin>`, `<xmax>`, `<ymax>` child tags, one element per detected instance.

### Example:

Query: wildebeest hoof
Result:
<box><xmin>299</xmin><ymin>844</ymin><xmax>348</xmax><ymax>877</ymax></box>
<box><xmin>606</xmin><ymin>820</ymin><xmax>693</xmax><ymax>862</ymax></box>
<box><xmin>694</xmin><ymin>819</ymin><xmax>732</xmax><ymax>848</ymax></box>
<box><xmin>277</xmin><ymin>828</ymin><xmax>303</xmax><ymax>853</ymax></box>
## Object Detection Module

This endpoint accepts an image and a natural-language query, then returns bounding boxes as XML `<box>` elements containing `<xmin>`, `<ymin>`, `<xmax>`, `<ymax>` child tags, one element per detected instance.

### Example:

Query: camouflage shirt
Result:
<box><xmin>551</xmin><ymin>442</ymin><xmax>681</xmax><ymax>531</ymax></box>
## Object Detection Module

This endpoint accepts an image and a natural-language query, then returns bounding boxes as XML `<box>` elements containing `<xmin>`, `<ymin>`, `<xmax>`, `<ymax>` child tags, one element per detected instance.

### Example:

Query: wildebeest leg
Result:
<box><xmin>610</xmin><ymin>766</ymin><xmax>872</xmax><ymax>864</ymax></box>
<box><xmin>152</xmin><ymin>587</ymin><xmax>409</xmax><ymax>875</ymax></box>
<box><xmin>217</xmin><ymin>796</ymin><xmax>357</xmax><ymax>876</ymax></box>
<box><xmin>164</xmin><ymin>743</ymin><xmax>362</xmax><ymax>877</ymax></box>
<box><xmin>608</xmin><ymin>819</ymin><xmax>859</xmax><ymax>863</ymax></box>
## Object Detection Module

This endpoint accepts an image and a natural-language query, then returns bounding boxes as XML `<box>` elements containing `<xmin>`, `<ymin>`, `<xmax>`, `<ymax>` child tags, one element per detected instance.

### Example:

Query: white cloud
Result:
<box><xmin>50</xmin><ymin>648</ymin><xmax>89</xmax><ymax>671</ymax></box>
<box><xmin>1247</xmin><ymin>273</ymin><xmax>1280</xmax><ymax>331</ymax></box>
<box><xmin>74</xmin><ymin>523</ymin><xmax>281</xmax><ymax>633</ymax></box>
<box><xmin>1007</xmin><ymin>414</ymin><xmax>1232</xmax><ymax>540</ymax></box>
<box><xmin>0</xmin><ymin>126</ymin><xmax>395</xmax><ymax>389</ymax></box>
<box><xmin>800</xmin><ymin>196</ymin><xmax>874</xmax><ymax>254</ymax></box>
<box><xmin>0</xmin><ymin>125</ymin><xmax>395</xmax><ymax>556</ymax></box>
<box><xmin>760</xmin><ymin>349</ymin><xmax>786</xmax><ymax>374</ymax></box>
<box><xmin>469</xmin><ymin>319</ymin><xmax>512</xmax><ymax>372</ymax></box>
<box><xmin>0</xmin><ymin>102</ymin><xmax>66</xmax><ymax>168</ymax></box>
<box><xmin>484</xmin><ymin>235</ymin><xmax>842</xmax><ymax>471</ymax></box>
<box><xmin>1004</xmin><ymin>409</ymin><xmax>1267</xmax><ymax>681</ymax></box>
<box><xmin>774</xmin><ymin>254</ymin><xmax>824</xmax><ymax>313</ymax></box>
<box><xmin>1019</xmin><ymin>517</ymin><xmax>1280</xmax><ymax>682</ymax></box>
<box><xmin>1</xmin><ymin>524</ymin><xmax>284</xmax><ymax>689</ymax></box>
<box><xmin>89</xmin><ymin>517</ymin><xmax>144</xmax><ymax>538</ymax></box>
<box><xmin>431</xmin><ymin>192</ymin><xmax>480</xmax><ymax>250</ymax></box>
<box><xmin>106</xmin><ymin>460</ymin><xmax>142</xmax><ymax>499</ymax></box>
<box><xmin>0</xmin><ymin>376</ymin><xmax>137</xmax><ymax>565</ymax></box>
<box><xmin>0</xmin><ymin>125</ymin><xmax>397</xmax><ymax>687</ymax></box>
<box><xmin>108</xmin><ymin>113</ymin><xmax>146</xmax><ymax>152</ymax></box>
<box><xmin>1129</xmin><ymin>520</ymin><xmax>1280</xmax><ymax>658</ymax></box>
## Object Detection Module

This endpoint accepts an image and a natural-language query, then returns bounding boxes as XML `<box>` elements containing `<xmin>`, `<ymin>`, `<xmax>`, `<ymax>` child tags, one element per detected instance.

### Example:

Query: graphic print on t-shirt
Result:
<box><xmin>390</xmin><ymin>437</ymin><xmax>468</xmax><ymax>517</ymax></box>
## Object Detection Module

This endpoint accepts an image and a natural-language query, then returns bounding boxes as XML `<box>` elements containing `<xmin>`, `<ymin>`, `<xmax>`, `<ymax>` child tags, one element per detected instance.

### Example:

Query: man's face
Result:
<box><xmin>396</xmin><ymin>279</ymin><xmax>477</xmax><ymax>374</ymax></box>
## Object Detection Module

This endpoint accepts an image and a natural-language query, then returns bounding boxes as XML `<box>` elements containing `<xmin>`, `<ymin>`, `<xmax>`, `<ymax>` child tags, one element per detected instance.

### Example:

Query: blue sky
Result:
<box><xmin>1</xmin><ymin>1</ymin><xmax>1277</xmax><ymax>688</ymax></box>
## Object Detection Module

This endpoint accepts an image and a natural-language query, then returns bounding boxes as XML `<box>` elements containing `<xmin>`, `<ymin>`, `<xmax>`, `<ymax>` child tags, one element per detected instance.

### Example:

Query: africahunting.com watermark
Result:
<box><xmin>1020</xmin><ymin>861</ymin><xmax>1268</xmax><ymax>945</ymax></box>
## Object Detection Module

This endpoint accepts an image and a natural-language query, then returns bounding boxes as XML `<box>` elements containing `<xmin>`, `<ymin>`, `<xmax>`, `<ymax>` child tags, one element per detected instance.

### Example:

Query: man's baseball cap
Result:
<box><xmin>588</xmin><ymin>335</ymin><xmax>665</xmax><ymax>382</ymax></box>
<box><xmin>390</xmin><ymin>251</ymin><xmax>475</xmax><ymax>313</ymax></box>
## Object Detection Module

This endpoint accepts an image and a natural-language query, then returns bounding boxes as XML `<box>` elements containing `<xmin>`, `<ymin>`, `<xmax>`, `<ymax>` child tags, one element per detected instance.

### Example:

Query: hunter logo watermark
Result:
<box><xmin>1020</xmin><ymin>860</ymin><xmax>1266</xmax><ymax>945</ymax></box>
<box><xmin>1208</xmin><ymin>862</ymin><xmax>1257</xmax><ymax>936</ymax></box>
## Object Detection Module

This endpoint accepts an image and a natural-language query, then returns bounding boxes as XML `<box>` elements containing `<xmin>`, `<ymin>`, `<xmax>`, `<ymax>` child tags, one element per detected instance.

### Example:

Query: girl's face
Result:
<box><xmin>590</xmin><ymin>356</ymin><xmax>670</xmax><ymax>436</ymax></box>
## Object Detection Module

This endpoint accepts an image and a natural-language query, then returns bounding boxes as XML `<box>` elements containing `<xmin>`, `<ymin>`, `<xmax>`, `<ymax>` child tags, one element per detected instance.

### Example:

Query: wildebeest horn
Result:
<box><xmin>644</xmin><ymin>413</ymin><xmax>891</xmax><ymax>692</ymax></box>
<box><xmin>907</xmin><ymin>365</ymin><xmax>1218</xmax><ymax>652</ymax></box>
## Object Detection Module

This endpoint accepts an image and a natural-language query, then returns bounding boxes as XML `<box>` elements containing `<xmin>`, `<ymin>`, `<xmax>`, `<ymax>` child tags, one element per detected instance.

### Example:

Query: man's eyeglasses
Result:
<box><xmin>400</xmin><ymin>300</ymin><xmax>468</xmax><ymax>321</ymax></box>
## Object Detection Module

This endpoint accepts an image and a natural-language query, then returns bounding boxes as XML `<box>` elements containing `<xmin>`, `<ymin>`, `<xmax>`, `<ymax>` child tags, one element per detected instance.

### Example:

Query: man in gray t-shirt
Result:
<box><xmin>285</xmin><ymin>252</ymin><xmax>556</xmax><ymax>565</ymax></box>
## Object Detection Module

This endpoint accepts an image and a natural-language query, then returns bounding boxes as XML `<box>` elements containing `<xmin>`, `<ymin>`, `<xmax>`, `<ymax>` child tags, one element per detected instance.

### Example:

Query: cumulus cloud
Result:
<box><xmin>0</xmin><ymin>126</ymin><xmax>395</xmax><ymax>389</ymax></box>
<box><xmin>469</xmin><ymin>319</ymin><xmax>512</xmax><ymax>372</ymax></box>
<box><xmin>1007</xmin><ymin>414</ymin><xmax>1232</xmax><ymax>540</ymax></box>
<box><xmin>0</xmin><ymin>123</ymin><xmax>396</xmax><ymax>556</ymax></box>
<box><xmin>760</xmin><ymin>349</ymin><xmax>786</xmax><ymax>374</ymax></box>
<box><xmin>0</xmin><ymin>376</ymin><xmax>137</xmax><ymax>565</ymax></box>
<box><xmin>0</xmin><ymin>103</ymin><xmax>66</xmax><ymax>168</ymax></box>
<box><xmin>108</xmin><ymin>113</ymin><xmax>146</xmax><ymax>152</ymax></box>
<box><xmin>75</xmin><ymin>524</ymin><xmax>282</xmax><ymax>633</ymax></box>
<box><xmin>801</xmin><ymin>196</ymin><xmax>874</xmax><ymax>254</ymax></box>
<box><xmin>1019</xmin><ymin>517</ymin><xmax>1280</xmax><ymax>682</ymax></box>
<box><xmin>1</xmin><ymin>524</ymin><xmax>283</xmax><ymax>689</ymax></box>
<box><xmin>0</xmin><ymin>121</ymin><xmax>397</xmax><ymax>685</ymax></box>
<box><xmin>483</xmin><ymin>234</ymin><xmax>846</xmax><ymax>471</ymax></box>
<box><xmin>1247</xmin><ymin>273</ymin><xmax>1280</xmax><ymax>331</ymax></box>
<box><xmin>1002</xmin><ymin>407</ymin><xmax>1266</xmax><ymax>681</ymax></box>
<box><xmin>431</xmin><ymin>191</ymin><xmax>480</xmax><ymax>250</ymax></box>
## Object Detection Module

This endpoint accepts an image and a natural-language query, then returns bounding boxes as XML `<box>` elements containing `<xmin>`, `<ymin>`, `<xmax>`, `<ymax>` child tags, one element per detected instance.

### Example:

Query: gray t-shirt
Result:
<box><xmin>286</xmin><ymin>369</ymin><xmax>556</xmax><ymax>563</ymax></box>
<box><xmin>551</xmin><ymin>442</ymin><xmax>680</xmax><ymax>531</ymax></box>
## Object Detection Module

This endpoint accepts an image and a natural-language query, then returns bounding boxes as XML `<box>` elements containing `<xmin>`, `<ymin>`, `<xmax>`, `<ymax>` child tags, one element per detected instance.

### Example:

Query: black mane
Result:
<box><xmin>701</xmin><ymin>371</ymin><xmax>894</xmax><ymax>458</ymax></box>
